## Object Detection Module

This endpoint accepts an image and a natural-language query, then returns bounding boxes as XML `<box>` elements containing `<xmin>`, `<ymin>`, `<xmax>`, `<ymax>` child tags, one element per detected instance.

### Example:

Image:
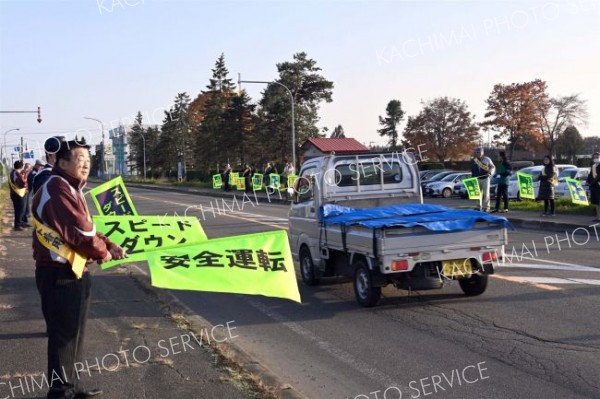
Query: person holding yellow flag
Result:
<box><xmin>587</xmin><ymin>152</ymin><xmax>600</xmax><ymax>222</ymax></box>
<box><xmin>9</xmin><ymin>160</ymin><xmax>31</xmax><ymax>231</ymax></box>
<box><xmin>470</xmin><ymin>147</ymin><xmax>495</xmax><ymax>212</ymax></box>
<box><xmin>32</xmin><ymin>139</ymin><xmax>127</xmax><ymax>399</ymax></box>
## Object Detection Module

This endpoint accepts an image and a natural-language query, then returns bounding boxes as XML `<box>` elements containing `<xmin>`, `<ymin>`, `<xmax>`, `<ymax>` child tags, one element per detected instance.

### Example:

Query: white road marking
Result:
<box><xmin>495</xmin><ymin>276</ymin><xmax>600</xmax><ymax>286</ymax></box>
<box><xmin>498</xmin><ymin>263</ymin><xmax>600</xmax><ymax>272</ymax></box>
<box><xmin>522</xmin><ymin>256</ymin><xmax>599</xmax><ymax>269</ymax></box>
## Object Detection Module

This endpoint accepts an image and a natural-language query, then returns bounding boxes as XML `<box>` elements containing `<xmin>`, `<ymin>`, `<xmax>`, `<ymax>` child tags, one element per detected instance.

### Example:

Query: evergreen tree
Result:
<box><xmin>330</xmin><ymin>124</ymin><xmax>345</xmax><ymax>138</ymax></box>
<box><xmin>144</xmin><ymin>125</ymin><xmax>160</xmax><ymax>177</ymax></box>
<box><xmin>378</xmin><ymin>100</ymin><xmax>404</xmax><ymax>149</ymax></box>
<box><xmin>156</xmin><ymin>109</ymin><xmax>178</xmax><ymax>177</ymax></box>
<box><xmin>153</xmin><ymin>93</ymin><xmax>190</xmax><ymax>177</ymax></box>
<box><xmin>195</xmin><ymin>53</ymin><xmax>236</xmax><ymax>170</ymax></box>
<box><xmin>555</xmin><ymin>125</ymin><xmax>584</xmax><ymax>164</ymax></box>
<box><xmin>221</xmin><ymin>90</ymin><xmax>257</xmax><ymax>165</ymax></box>
<box><xmin>257</xmin><ymin>52</ymin><xmax>334</xmax><ymax>163</ymax></box>
<box><xmin>127</xmin><ymin>111</ymin><xmax>145</xmax><ymax>176</ymax></box>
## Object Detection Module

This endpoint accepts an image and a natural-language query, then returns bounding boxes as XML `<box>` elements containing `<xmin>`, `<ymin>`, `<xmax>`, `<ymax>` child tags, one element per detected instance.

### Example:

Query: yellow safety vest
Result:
<box><xmin>33</xmin><ymin>217</ymin><xmax>86</xmax><ymax>279</ymax></box>
<box><xmin>473</xmin><ymin>157</ymin><xmax>491</xmax><ymax>173</ymax></box>
<box><xmin>8</xmin><ymin>175</ymin><xmax>26</xmax><ymax>197</ymax></box>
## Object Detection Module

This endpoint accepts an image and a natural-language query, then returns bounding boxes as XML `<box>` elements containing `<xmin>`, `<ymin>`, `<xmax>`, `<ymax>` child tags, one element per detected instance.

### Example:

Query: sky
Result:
<box><xmin>1</xmin><ymin>0</ymin><xmax>599</xmax><ymax>160</ymax></box>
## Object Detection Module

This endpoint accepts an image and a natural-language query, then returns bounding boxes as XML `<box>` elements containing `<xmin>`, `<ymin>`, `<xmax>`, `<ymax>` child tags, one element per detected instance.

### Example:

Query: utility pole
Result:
<box><xmin>20</xmin><ymin>137</ymin><xmax>24</xmax><ymax>161</ymax></box>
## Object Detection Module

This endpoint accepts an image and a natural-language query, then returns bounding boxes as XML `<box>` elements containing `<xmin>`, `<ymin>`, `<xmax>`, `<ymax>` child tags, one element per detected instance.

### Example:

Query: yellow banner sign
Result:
<box><xmin>146</xmin><ymin>230</ymin><xmax>301</xmax><ymax>303</ymax></box>
<box><xmin>93</xmin><ymin>215</ymin><xmax>207</xmax><ymax>269</ymax></box>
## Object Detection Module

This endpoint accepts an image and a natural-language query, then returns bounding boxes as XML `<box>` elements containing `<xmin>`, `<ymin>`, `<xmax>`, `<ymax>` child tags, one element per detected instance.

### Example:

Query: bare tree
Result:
<box><xmin>538</xmin><ymin>94</ymin><xmax>588</xmax><ymax>156</ymax></box>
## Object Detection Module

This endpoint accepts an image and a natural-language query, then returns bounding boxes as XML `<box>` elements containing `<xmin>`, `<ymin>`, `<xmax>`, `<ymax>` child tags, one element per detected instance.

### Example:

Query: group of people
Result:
<box><xmin>7</xmin><ymin>136</ymin><xmax>127</xmax><ymax>398</ymax></box>
<box><xmin>8</xmin><ymin>157</ymin><xmax>53</xmax><ymax>231</ymax></box>
<box><xmin>471</xmin><ymin>147</ymin><xmax>600</xmax><ymax>221</ymax></box>
<box><xmin>221</xmin><ymin>160</ymin><xmax>295</xmax><ymax>192</ymax></box>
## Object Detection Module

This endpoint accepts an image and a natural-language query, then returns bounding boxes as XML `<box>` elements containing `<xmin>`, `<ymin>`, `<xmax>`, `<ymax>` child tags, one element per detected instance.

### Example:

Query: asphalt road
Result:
<box><xmin>112</xmin><ymin>186</ymin><xmax>600</xmax><ymax>399</ymax></box>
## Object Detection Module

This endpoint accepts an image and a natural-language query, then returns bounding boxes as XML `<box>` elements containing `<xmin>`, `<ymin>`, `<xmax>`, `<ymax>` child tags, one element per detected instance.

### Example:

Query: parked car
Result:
<box><xmin>420</xmin><ymin>170</ymin><xmax>457</xmax><ymax>192</ymax></box>
<box><xmin>507</xmin><ymin>164</ymin><xmax>577</xmax><ymax>199</ymax></box>
<box><xmin>554</xmin><ymin>167</ymin><xmax>590</xmax><ymax>199</ymax></box>
<box><xmin>424</xmin><ymin>172</ymin><xmax>471</xmax><ymax>198</ymax></box>
<box><xmin>454</xmin><ymin>180</ymin><xmax>468</xmax><ymax>198</ymax></box>
<box><xmin>419</xmin><ymin>169</ymin><xmax>444</xmax><ymax>181</ymax></box>
<box><xmin>489</xmin><ymin>175</ymin><xmax>501</xmax><ymax>199</ymax></box>
<box><xmin>509</xmin><ymin>161</ymin><xmax>535</xmax><ymax>171</ymax></box>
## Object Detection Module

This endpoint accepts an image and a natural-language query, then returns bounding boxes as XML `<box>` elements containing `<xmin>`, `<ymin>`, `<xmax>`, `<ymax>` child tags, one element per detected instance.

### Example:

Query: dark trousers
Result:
<box><xmin>35</xmin><ymin>268</ymin><xmax>91</xmax><ymax>398</ymax></box>
<box><xmin>544</xmin><ymin>199</ymin><xmax>555</xmax><ymax>214</ymax></box>
<box><xmin>10</xmin><ymin>192</ymin><xmax>26</xmax><ymax>228</ymax></box>
<box><xmin>495</xmin><ymin>183</ymin><xmax>509</xmax><ymax>210</ymax></box>
<box><xmin>24</xmin><ymin>192</ymin><xmax>31</xmax><ymax>222</ymax></box>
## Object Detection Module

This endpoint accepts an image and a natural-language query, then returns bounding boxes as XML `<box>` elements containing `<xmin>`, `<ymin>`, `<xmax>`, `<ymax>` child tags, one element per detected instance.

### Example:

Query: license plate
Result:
<box><xmin>442</xmin><ymin>258</ymin><xmax>472</xmax><ymax>277</ymax></box>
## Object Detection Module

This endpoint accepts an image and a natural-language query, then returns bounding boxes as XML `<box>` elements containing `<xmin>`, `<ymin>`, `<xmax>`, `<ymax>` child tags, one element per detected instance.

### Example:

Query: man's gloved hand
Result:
<box><xmin>109</xmin><ymin>246</ymin><xmax>128</xmax><ymax>260</ymax></box>
<box><xmin>98</xmin><ymin>251</ymin><xmax>112</xmax><ymax>265</ymax></box>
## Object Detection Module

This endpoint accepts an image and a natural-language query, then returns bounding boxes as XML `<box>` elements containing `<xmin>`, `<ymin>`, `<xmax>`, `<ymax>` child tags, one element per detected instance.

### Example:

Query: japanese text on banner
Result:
<box><xmin>146</xmin><ymin>230</ymin><xmax>301</xmax><ymax>302</ymax></box>
<box><xmin>565</xmin><ymin>177</ymin><xmax>589</xmax><ymax>205</ymax></box>
<box><xmin>93</xmin><ymin>216</ymin><xmax>207</xmax><ymax>268</ymax></box>
<box><xmin>89</xmin><ymin>176</ymin><xmax>138</xmax><ymax>216</ymax></box>
<box><xmin>462</xmin><ymin>177</ymin><xmax>481</xmax><ymax>200</ymax></box>
<box><xmin>517</xmin><ymin>172</ymin><xmax>535</xmax><ymax>200</ymax></box>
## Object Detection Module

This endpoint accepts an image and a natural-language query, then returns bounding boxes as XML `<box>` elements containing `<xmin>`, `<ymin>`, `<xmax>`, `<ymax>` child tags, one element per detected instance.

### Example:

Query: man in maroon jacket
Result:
<box><xmin>32</xmin><ymin>139</ymin><xmax>127</xmax><ymax>398</ymax></box>
<box><xmin>9</xmin><ymin>160</ymin><xmax>31</xmax><ymax>230</ymax></box>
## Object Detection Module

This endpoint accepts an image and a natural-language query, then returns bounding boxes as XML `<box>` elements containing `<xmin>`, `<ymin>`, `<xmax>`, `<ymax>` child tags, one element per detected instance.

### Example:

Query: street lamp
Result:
<box><xmin>3</xmin><ymin>128</ymin><xmax>20</xmax><ymax>169</ymax></box>
<box><xmin>139</xmin><ymin>130</ymin><xmax>146</xmax><ymax>180</ymax></box>
<box><xmin>83</xmin><ymin>116</ymin><xmax>105</xmax><ymax>178</ymax></box>
<box><xmin>238</xmin><ymin>75</ymin><xmax>296</xmax><ymax>171</ymax></box>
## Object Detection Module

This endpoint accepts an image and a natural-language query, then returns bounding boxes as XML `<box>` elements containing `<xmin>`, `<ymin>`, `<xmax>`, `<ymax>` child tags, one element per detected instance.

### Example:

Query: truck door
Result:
<box><xmin>288</xmin><ymin>165</ymin><xmax>319</xmax><ymax>254</ymax></box>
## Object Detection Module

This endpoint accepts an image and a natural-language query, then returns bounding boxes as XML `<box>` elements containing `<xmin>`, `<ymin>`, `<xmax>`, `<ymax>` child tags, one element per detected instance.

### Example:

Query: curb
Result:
<box><xmin>128</xmin><ymin>266</ymin><xmax>307</xmax><ymax>399</ymax></box>
<box><xmin>506</xmin><ymin>217</ymin><xmax>599</xmax><ymax>233</ymax></box>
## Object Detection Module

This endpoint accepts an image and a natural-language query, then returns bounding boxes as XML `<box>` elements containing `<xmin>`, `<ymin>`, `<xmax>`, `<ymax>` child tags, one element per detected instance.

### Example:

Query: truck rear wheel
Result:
<box><xmin>299</xmin><ymin>246</ymin><xmax>320</xmax><ymax>286</ymax></box>
<box><xmin>353</xmin><ymin>260</ymin><xmax>381</xmax><ymax>307</ymax></box>
<box><xmin>459</xmin><ymin>274</ymin><xmax>488</xmax><ymax>296</ymax></box>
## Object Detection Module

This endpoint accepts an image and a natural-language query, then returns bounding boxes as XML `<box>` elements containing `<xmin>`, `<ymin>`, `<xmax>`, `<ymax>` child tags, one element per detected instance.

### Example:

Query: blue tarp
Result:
<box><xmin>321</xmin><ymin>203</ymin><xmax>513</xmax><ymax>232</ymax></box>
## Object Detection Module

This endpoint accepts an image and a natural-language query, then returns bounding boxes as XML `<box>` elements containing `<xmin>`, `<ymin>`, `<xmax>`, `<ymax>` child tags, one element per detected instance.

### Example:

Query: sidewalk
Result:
<box><xmin>0</xmin><ymin>207</ymin><xmax>296</xmax><ymax>399</ymax></box>
<box><xmin>123</xmin><ymin>181</ymin><xmax>598</xmax><ymax>233</ymax></box>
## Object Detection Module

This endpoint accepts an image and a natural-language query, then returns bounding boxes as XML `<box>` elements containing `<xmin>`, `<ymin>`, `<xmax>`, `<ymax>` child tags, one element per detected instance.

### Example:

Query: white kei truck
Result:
<box><xmin>288</xmin><ymin>152</ymin><xmax>510</xmax><ymax>307</ymax></box>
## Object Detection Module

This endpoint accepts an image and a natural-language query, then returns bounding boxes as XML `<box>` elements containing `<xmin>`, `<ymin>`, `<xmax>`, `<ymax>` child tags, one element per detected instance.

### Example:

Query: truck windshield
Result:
<box><xmin>335</xmin><ymin>161</ymin><xmax>402</xmax><ymax>187</ymax></box>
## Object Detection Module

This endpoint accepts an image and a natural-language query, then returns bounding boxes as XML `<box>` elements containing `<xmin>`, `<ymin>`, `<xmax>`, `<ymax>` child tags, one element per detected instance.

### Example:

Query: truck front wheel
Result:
<box><xmin>459</xmin><ymin>274</ymin><xmax>488</xmax><ymax>296</ymax></box>
<box><xmin>353</xmin><ymin>261</ymin><xmax>381</xmax><ymax>307</ymax></box>
<box><xmin>300</xmin><ymin>246</ymin><xmax>320</xmax><ymax>286</ymax></box>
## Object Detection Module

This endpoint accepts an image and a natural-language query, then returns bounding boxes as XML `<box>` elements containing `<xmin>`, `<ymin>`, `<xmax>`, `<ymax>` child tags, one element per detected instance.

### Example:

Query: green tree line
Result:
<box><xmin>123</xmin><ymin>53</ymin><xmax>591</xmax><ymax>179</ymax></box>
<box><xmin>125</xmin><ymin>52</ymin><xmax>333</xmax><ymax>179</ymax></box>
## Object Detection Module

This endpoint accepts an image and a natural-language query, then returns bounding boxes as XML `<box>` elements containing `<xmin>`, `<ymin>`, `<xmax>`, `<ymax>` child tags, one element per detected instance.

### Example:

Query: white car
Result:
<box><xmin>554</xmin><ymin>167</ymin><xmax>590</xmax><ymax>198</ymax></box>
<box><xmin>424</xmin><ymin>172</ymin><xmax>471</xmax><ymax>198</ymax></box>
<box><xmin>507</xmin><ymin>164</ymin><xmax>576</xmax><ymax>199</ymax></box>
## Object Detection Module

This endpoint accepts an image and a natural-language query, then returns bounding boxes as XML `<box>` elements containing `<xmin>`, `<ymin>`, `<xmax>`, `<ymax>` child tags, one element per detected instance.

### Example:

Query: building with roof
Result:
<box><xmin>300</xmin><ymin>138</ymin><xmax>370</xmax><ymax>161</ymax></box>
